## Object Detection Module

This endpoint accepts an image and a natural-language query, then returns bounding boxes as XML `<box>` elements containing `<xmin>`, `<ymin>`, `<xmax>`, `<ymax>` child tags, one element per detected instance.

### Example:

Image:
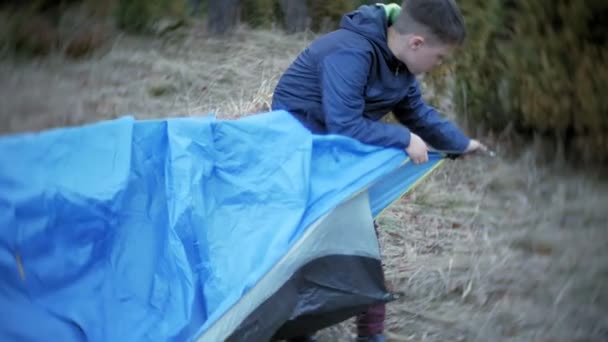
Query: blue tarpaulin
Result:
<box><xmin>0</xmin><ymin>111</ymin><xmax>444</xmax><ymax>341</ymax></box>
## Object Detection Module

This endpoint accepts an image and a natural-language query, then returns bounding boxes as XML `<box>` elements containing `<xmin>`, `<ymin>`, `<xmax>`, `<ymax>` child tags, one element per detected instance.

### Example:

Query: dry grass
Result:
<box><xmin>382</xmin><ymin>154</ymin><xmax>608</xmax><ymax>341</ymax></box>
<box><xmin>1</xmin><ymin>19</ymin><xmax>607</xmax><ymax>342</ymax></box>
<box><xmin>320</xmin><ymin>149</ymin><xmax>608</xmax><ymax>342</ymax></box>
<box><xmin>0</xmin><ymin>20</ymin><xmax>312</xmax><ymax>133</ymax></box>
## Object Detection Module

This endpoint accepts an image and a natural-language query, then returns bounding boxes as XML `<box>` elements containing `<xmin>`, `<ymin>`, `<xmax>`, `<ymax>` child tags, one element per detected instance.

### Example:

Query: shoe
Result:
<box><xmin>355</xmin><ymin>334</ymin><xmax>386</xmax><ymax>342</ymax></box>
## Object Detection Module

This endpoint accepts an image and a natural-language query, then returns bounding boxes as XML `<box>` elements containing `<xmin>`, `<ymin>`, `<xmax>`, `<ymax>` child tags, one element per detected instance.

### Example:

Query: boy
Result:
<box><xmin>272</xmin><ymin>1</ymin><xmax>485</xmax><ymax>341</ymax></box>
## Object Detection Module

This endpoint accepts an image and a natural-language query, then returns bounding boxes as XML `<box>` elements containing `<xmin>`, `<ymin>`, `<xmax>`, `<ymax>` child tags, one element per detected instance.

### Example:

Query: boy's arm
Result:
<box><xmin>393</xmin><ymin>80</ymin><xmax>470</xmax><ymax>152</ymax></box>
<box><xmin>320</xmin><ymin>50</ymin><xmax>412</xmax><ymax>149</ymax></box>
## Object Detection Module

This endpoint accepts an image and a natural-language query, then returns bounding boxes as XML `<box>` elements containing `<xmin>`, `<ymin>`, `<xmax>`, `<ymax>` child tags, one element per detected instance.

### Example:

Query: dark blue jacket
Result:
<box><xmin>271</xmin><ymin>4</ymin><xmax>470</xmax><ymax>151</ymax></box>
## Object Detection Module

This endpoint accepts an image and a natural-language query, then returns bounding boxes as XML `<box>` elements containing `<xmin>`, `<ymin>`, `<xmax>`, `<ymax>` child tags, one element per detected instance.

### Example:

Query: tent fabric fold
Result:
<box><xmin>0</xmin><ymin>111</ymin><xmax>444</xmax><ymax>341</ymax></box>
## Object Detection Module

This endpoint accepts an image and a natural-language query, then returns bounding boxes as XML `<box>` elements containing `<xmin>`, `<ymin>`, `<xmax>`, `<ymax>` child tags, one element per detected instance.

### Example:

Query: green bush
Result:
<box><xmin>115</xmin><ymin>0</ymin><xmax>185</xmax><ymax>33</ymax></box>
<box><xmin>238</xmin><ymin>0</ymin><xmax>377</xmax><ymax>32</ymax></box>
<box><xmin>454</xmin><ymin>0</ymin><xmax>608</xmax><ymax>162</ymax></box>
<box><xmin>115</xmin><ymin>0</ymin><xmax>148</xmax><ymax>32</ymax></box>
<box><xmin>307</xmin><ymin>0</ymin><xmax>394</xmax><ymax>31</ymax></box>
<box><xmin>306</xmin><ymin>0</ymin><xmax>353</xmax><ymax>31</ymax></box>
<box><xmin>240</xmin><ymin>0</ymin><xmax>277</xmax><ymax>29</ymax></box>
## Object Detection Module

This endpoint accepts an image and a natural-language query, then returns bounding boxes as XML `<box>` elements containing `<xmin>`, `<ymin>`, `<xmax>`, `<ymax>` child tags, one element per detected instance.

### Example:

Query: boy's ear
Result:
<box><xmin>409</xmin><ymin>35</ymin><xmax>425</xmax><ymax>50</ymax></box>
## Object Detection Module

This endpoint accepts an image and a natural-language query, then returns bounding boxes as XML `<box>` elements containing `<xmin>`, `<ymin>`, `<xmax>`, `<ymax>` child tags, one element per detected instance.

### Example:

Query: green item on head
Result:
<box><xmin>378</xmin><ymin>3</ymin><xmax>401</xmax><ymax>25</ymax></box>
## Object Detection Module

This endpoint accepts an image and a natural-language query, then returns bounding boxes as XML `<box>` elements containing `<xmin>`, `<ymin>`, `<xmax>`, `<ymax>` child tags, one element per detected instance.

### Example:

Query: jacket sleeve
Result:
<box><xmin>393</xmin><ymin>79</ymin><xmax>470</xmax><ymax>152</ymax></box>
<box><xmin>320</xmin><ymin>50</ymin><xmax>411</xmax><ymax>149</ymax></box>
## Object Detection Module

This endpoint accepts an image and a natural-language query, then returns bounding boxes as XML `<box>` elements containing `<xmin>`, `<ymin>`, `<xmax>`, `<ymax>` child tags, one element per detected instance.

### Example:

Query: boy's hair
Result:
<box><xmin>394</xmin><ymin>0</ymin><xmax>467</xmax><ymax>46</ymax></box>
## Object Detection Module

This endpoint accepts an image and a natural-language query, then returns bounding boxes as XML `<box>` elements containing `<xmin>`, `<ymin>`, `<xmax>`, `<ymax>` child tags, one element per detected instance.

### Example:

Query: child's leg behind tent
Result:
<box><xmin>355</xmin><ymin>220</ymin><xmax>386</xmax><ymax>337</ymax></box>
<box><xmin>356</xmin><ymin>304</ymin><xmax>386</xmax><ymax>337</ymax></box>
<box><xmin>288</xmin><ymin>221</ymin><xmax>387</xmax><ymax>342</ymax></box>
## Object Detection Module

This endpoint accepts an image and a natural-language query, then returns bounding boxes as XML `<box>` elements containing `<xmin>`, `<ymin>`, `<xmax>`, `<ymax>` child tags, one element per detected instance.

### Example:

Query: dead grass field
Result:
<box><xmin>1</xmin><ymin>19</ymin><xmax>607</xmax><ymax>342</ymax></box>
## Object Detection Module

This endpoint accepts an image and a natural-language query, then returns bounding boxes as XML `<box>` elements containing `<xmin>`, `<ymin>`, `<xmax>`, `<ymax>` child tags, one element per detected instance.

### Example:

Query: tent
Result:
<box><xmin>0</xmin><ymin>111</ymin><xmax>445</xmax><ymax>341</ymax></box>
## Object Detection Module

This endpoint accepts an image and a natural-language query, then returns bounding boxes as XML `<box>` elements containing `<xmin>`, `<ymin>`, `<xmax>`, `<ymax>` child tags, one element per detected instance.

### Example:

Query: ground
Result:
<box><xmin>1</xmin><ymin>20</ymin><xmax>607</xmax><ymax>342</ymax></box>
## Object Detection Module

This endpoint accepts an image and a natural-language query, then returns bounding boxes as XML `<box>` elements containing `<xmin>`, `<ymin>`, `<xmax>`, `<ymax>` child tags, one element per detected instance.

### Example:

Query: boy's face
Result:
<box><xmin>394</xmin><ymin>35</ymin><xmax>454</xmax><ymax>75</ymax></box>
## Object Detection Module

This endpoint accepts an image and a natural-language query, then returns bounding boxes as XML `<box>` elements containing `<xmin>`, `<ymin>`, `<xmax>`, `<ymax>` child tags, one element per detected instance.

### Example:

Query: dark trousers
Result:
<box><xmin>356</xmin><ymin>303</ymin><xmax>386</xmax><ymax>336</ymax></box>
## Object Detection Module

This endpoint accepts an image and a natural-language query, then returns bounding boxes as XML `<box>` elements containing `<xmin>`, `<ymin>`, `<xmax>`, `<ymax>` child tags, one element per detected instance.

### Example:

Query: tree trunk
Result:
<box><xmin>207</xmin><ymin>0</ymin><xmax>241</xmax><ymax>35</ymax></box>
<box><xmin>279</xmin><ymin>0</ymin><xmax>309</xmax><ymax>33</ymax></box>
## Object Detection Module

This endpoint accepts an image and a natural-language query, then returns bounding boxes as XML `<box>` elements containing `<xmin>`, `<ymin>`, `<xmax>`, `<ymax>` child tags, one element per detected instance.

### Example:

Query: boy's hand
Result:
<box><xmin>464</xmin><ymin>139</ymin><xmax>488</xmax><ymax>154</ymax></box>
<box><xmin>406</xmin><ymin>132</ymin><xmax>428</xmax><ymax>164</ymax></box>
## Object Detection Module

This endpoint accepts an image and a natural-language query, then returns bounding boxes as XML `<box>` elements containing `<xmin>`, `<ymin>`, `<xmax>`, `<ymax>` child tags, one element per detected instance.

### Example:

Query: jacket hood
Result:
<box><xmin>339</xmin><ymin>4</ymin><xmax>402</xmax><ymax>68</ymax></box>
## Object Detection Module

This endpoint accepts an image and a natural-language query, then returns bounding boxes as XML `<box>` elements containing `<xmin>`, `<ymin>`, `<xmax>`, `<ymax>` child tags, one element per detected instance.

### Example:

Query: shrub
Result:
<box><xmin>454</xmin><ymin>0</ymin><xmax>608</xmax><ymax>162</ymax></box>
